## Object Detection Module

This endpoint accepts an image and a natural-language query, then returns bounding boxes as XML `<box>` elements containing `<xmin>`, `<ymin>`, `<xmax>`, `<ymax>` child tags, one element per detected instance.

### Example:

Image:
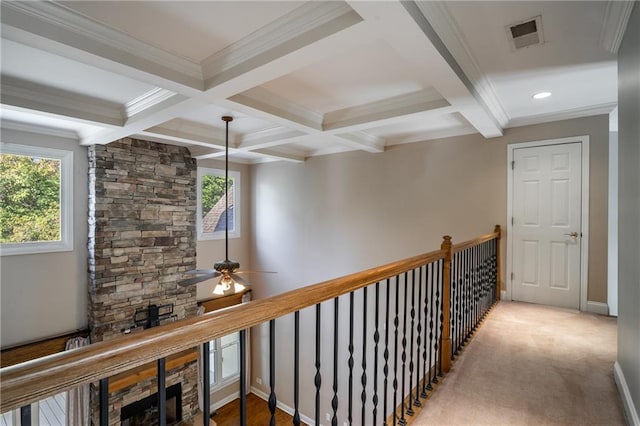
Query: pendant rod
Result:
<box><xmin>222</xmin><ymin>116</ymin><xmax>233</xmax><ymax>262</ymax></box>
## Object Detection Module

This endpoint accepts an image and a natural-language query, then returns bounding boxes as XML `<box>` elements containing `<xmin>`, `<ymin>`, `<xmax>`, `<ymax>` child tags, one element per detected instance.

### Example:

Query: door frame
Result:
<box><xmin>506</xmin><ymin>135</ymin><xmax>590</xmax><ymax>311</ymax></box>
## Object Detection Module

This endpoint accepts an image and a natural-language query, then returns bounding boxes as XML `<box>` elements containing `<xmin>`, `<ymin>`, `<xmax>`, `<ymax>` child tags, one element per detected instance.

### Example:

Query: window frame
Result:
<box><xmin>0</xmin><ymin>142</ymin><xmax>74</xmax><ymax>256</ymax></box>
<box><xmin>196</xmin><ymin>167</ymin><xmax>241</xmax><ymax>241</ymax></box>
<box><xmin>209</xmin><ymin>331</ymin><xmax>241</xmax><ymax>391</ymax></box>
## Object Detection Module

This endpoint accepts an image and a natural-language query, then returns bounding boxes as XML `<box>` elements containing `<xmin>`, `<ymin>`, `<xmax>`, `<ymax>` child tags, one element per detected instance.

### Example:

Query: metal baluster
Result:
<box><xmin>99</xmin><ymin>378</ymin><xmax>109</xmax><ymax>426</ymax></box>
<box><xmin>269</xmin><ymin>319</ymin><xmax>277</xmax><ymax>426</ymax></box>
<box><xmin>407</xmin><ymin>269</ymin><xmax>416</xmax><ymax>416</ymax></box>
<box><xmin>383</xmin><ymin>279</ymin><xmax>391</xmax><ymax>426</ymax></box>
<box><xmin>450</xmin><ymin>253</ymin><xmax>458</xmax><ymax>359</ymax></box>
<box><xmin>293</xmin><ymin>313</ymin><xmax>301</xmax><ymax>426</ymax></box>
<box><xmin>373</xmin><ymin>282</ymin><xmax>381</xmax><ymax>425</ymax></box>
<box><xmin>240</xmin><ymin>330</ymin><xmax>247</xmax><ymax>426</ymax></box>
<box><xmin>203</xmin><ymin>342</ymin><xmax>211</xmax><ymax>426</ymax></box>
<box><xmin>437</xmin><ymin>259</ymin><xmax>444</xmax><ymax>378</ymax></box>
<box><xmin>332</xmin><ymin>298</ymin><xmax>339</xmax><ymax>426</ymax></box>
<box><xmin>315</xmin><ymin>304</ymin><xmax>322</xmax><ymax>426</ymax></box>
<box><xmin>414</xmin><ymin>266</ymin><xmax>423</xmax><ymax>406</ymax></box>
<box><xmin>361</xmin><ymin>287</ymin><xmax>368</xmax><ymax>426</ymax></box>
<box><xmin>427</xmin><ymin>262</ymin><xmax>435</xmax><ymax>390</ymax></box>
<box><xmin>433</xmin><ymin>261</ymin><xmax>441</xmax><ymax>383</ymax></box>
<box><xmin>349</xmin><ymin>292</ymin><xmax>355</xmax><ymax>426</ymax></box>
<box><xmin>158</xmin><ymin>357</ymin><xmax>167</xmax><ymax>426</ymax></box>
<box><xmin>421</xmin><ymin>263</ymin><xmax>430</xmax><ymax>398</ymax></box>
<box><xmin>471</xmin><ymin>247</ymin><xmax>476</xmax><ymax>334</ymax></box>
<box><xmin>393</xmin><ymin>276</ymin><xmax>400</xmax><ymax>425</ymax></box>
<box><xmin>464</xmin><ymin>248</ymin><xmax>470</xmax><ymax>343</ymax></box>
<box><xmin>399</xmin><ymin>273</ymin><xmax>409</xmax><ymax>425</ymax></box>
<box><xmin>457</xmin><ymin>252</ymin><xmax>463</xmax><ymax>353</ymax></box>
<box><xmin>20</xmin><ymin>405</ymin><xmax>31</xmax><ymax>426</ymax></box>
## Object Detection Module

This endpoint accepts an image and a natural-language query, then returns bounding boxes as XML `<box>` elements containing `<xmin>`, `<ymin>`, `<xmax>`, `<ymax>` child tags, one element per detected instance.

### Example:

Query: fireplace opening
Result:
<box><xmin>120</xmin><ymin>383</ymin><xmax>182</xmax><ymax>426</ymax></box>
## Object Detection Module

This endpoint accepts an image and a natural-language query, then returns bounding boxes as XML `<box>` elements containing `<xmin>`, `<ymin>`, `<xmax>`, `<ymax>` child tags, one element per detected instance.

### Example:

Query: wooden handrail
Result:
<box><xmin>0</xmin><ymin>247</ymin><xmax>446</xmax><ymax>412</ymax></box>
<box><xmin>452</xmin><ymin>230</ymin><xmax>500</xmax><ymax>254</ymax></box>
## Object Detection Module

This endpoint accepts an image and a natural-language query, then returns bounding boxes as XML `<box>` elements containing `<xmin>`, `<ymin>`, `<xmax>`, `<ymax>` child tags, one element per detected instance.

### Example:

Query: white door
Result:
<box><xmin>512</xmin><ymin>143</ymin><xmax>583</xmax><ymax>309</ymax></box>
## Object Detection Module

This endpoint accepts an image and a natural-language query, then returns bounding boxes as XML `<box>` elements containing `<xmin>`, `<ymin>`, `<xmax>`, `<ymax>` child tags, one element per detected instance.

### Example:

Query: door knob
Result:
<box><xmin>564</xmin><ymin>232</ymin><xmax>579</xmax><ymax>238</ymax></box>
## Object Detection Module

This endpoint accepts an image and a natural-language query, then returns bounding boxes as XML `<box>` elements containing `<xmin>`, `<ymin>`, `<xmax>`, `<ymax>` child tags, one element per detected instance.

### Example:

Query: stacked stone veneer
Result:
<box><xmin>88</xmin><ymin>138</ymin><xmax>199</xmax><ymax>424</ymax></box>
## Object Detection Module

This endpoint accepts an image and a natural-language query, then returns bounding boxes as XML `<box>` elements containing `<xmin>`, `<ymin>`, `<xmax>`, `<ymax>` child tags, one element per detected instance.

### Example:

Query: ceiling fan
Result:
<box><xmin>179</xmin><ymin>115</ymin><xmax>273</xmax><ymax>295</ymax></box>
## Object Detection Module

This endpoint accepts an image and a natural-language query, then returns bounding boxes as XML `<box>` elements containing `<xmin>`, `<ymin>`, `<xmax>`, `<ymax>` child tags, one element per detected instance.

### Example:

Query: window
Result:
<box><xmin>0</xmin><ymin>143</ymin><xmax>73</xmax><ymax>255</ymax></box>
<box><xmin>209</xmin><ymin>332</ymin><xmax>240</xmax><ymax>390</ymax></box>
<box><xmin>197</xmin><ymin>167</ymin><xmax>240</xmax><ymax>240</ymax></box>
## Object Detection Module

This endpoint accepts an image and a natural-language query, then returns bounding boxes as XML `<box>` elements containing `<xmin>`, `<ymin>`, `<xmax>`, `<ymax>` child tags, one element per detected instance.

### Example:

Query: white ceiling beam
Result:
<box><xmin>237</xmin><ymin>127</ymin><xmax>308</xmax><ymax>151</ymax></box>
<box><xmin>323</xmin><ymin>90</ymin><xmax>451</xmax><ymax>133</ymax></box>
<box><xmin>346</xmin><ymin>1</ymin><xmax>503</xmax><ymax>139</ymax></box>
<box><xmin>251</xmin><ymin>148</ymin><xmax>306</xmax><ymax>163</ymax></box>
<box><xmin>80</xmin><ymin>97</ymin><xmax>204</xmax><ymax>146</ymax></box>
<box><xmin>334</xmin><ymin>132</ymin><xmax>385</xmax><ymax>153</ymax></box>
<box><xmin>414</xmin><ymin>1</ymin><xmax>509</xmax><ymax>128</ymax></box>
<box><xmin>1</xmin><ymin>76</ymin><xmax>124</xmax><ymax>128</ymax></box>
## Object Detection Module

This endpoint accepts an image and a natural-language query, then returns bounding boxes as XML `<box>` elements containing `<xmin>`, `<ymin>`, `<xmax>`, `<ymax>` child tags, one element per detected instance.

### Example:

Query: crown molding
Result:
<box><xmin>1</xmin><ymin>1</ymin><xmax>203</xmax><ymax>86</ymax></box>
<box><xmin>201</xmin><ymin>2</ymin><xmax>361</xmax><ymax>83</ymax></box>
<box><xmin>0</xmin><ymin>118</ymin><xmax>80</xmax><ymax>140</ymax></box>
<box><xmin>506</xmin><ymin>102</ymin><xmax>617</xmax><ymax>129</ymax></box>
<box><xmin>123</xmin><ymin>88</ymin><xmax>177</xmax><ymax>119</ymax></box>
<box><xmin>1</xmin><ymin>76</ymin><xmax>124</xmax><ymax>127</ymax></box>
<box><xmin>413</xmin><ymin>1</ymin><xmax>510</xmax><ymax>127</ymax></box>
<box><xmin>600</xmin><ymin>1</ymin><xmax>635</xmax><ymax>54</ymax></box>
<box><xmin>323</xmin><ymin>88</ymin><xmax>449</xmax><ymax>132</ymax></box>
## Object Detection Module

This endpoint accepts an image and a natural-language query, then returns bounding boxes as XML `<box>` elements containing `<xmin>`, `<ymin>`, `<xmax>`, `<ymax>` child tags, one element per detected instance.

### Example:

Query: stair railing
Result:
<box><xmin>0</xmin><ymin>225</ymin><xmax>501</xmax><ymax>425</ymax></box>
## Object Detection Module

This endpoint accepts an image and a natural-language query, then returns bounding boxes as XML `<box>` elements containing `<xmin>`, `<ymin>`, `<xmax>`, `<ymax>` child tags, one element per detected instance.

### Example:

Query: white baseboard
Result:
<box><xmin>586</xmin><ymin>301</ymin><xmax>609</xmax><ymax>316</ymax></box>
<box><xmin>500</xmin><ymin>290</ymin><xmax>509</xmax><ymax>301</ymax></box>
<box><xmin>614</xmin><ymin>361</ymin><xmax>640</xmax><ymax>426</ymax></box>
<box><xmin>211</xmin><ymin>392</ymin><xmax>239</xmax><ymax>412</ymax></box>
<box><xmin>250</xmin><ymin>386</ymin><xmax>315</xmax><ymax>426</ymax></box>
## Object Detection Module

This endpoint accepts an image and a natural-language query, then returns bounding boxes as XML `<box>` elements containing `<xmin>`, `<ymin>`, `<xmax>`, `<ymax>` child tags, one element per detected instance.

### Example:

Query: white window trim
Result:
<box><xmin>210</xmin><ymin>332</ymin><xmax>240</xmax><ymax>392</ymax></box>
<box><xmin>197</xmin><ymin>167</ymin><xmax>241</xmax><ymax>241</ymax></box>
<box><xmin>0</xmin><ymin>143</ymin><xmax>74</xmax><ymax>256</ymax></box>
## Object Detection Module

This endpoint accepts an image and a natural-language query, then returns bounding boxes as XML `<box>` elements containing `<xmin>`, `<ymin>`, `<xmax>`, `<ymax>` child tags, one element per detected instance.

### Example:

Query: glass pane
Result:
<box><xmin>201</xmin><ymin>175</ymin><xmax>234</xmax><ymax>232</ymax></box>
<box><xmin>209</xmin><ymin>344</ymin><xmax>217</xmax><ymax>386</ymax></box>
<box><xmin>221</xmin><ymin>343</ymin><xmax>239</xmax><ymax>380</ymax></box>
<box><xmin>0</xmin><ymin>153</ymin><xmax>61</xmax><ymax>243</ymax></box>
<box><xmin>221</xmin><ymin>331</ymin><xmax>239</xmax><ymax>347</ymax></box>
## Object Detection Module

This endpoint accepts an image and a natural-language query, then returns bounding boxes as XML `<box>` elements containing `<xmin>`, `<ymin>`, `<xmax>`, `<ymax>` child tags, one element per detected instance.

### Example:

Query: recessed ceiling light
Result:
<box><xmin>533</xmin><ymin>91</ymin><xmax>552</xmax><ymax>99</ymax></box>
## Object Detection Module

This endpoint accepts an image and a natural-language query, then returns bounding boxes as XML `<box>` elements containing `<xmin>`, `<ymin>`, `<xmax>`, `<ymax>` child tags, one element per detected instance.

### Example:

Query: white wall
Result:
<box><xmin>608</xmin><ymin>130</ymin><xmax>618</xmax><ymax>317</ymax></box>
<box><xmin>616</xmin><ymin>3</ymin><xmax>640</xmax><ymax>423</ymax></box>
<box><xmin>248</xmin><ymin>115</ymin><xmax>609</xmax><ymax>423</ymax></box>
<box><xmin>0</xmin><ymin>128</ymin><xmax>88</xmax><ymax>347</ymax></box>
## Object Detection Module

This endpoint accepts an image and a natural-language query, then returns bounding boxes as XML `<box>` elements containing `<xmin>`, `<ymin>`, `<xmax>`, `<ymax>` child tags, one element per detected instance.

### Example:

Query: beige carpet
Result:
<box><xmin>413</xmin><ymin>301</ymin><xmax>626</xmax><ymax>425</ymax></box>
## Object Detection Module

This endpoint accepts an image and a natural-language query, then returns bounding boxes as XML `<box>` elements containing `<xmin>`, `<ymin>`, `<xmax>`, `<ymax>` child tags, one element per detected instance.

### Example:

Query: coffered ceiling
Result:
<box><xmin>0</xmin><ymin>1</ymin><xmax>632</xmax><ymax>163</ymax></box>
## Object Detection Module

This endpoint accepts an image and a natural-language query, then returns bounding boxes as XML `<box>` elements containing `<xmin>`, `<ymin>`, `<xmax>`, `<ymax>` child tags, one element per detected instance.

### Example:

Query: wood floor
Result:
<box><xmin>211</xmin><ymin>393</ymin><xmax>295</xmax><ymax>426</ymax></box>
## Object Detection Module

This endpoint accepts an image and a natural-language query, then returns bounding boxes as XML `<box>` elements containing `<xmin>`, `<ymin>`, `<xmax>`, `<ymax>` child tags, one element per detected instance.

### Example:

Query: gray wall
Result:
<box><xmin>0</xmin><ymin>129</ymin><xmax>88</xmax><ymax>347</ymax></box>
<box><xmin>617</xmin><ymin>3</ymin><xmax>640</xmax><ymax>422</ymax></box>
<box><xmin>248</xmin><ymin>114</ymin><xmax>609</xmax><ymax>420</ymax></box>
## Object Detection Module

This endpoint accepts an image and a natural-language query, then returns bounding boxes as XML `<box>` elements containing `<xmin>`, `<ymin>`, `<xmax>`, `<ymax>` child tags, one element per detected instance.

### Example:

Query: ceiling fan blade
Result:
<box><xmin>234</xmin><ymin>270</ymin><xmax>277</xmax><ymax>274</ymax></box>
<box><xmin>184</xmin><ymin>269</ymin><xmax>217</xmax><ymax>275</ymax></box>
<box><xmin>178</xmin><ymin>272</ymin><xmax>219</xmax><ymax>287</ymax></box>
<box><xmin>229</xmin><ymin>273</ymin><xmax>251</xmax><ymax>286</ymax></box>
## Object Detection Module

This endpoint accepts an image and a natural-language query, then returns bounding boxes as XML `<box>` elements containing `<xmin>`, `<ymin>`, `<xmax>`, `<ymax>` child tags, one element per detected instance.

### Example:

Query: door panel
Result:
<box><xmin>512</xmin><ymin>143</ymin><xmax>582</xmax><ymax>309</ymax></box>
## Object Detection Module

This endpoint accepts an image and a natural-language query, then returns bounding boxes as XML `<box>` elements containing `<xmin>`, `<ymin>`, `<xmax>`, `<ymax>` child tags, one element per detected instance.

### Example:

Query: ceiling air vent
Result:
<box><xmin>506</xmin><ymin>16</ymin><xmax>544</xmax><ymax>50</ymax></box>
